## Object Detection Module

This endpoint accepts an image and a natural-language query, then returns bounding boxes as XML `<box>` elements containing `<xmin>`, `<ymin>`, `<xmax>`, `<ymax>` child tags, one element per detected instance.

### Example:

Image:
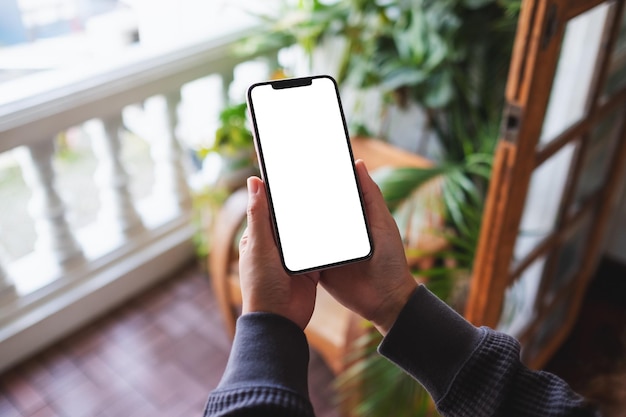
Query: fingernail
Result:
<box><xmin>356</xmin><ymin>159</ymin><xmax>371</xmax><ymax>178</ymax></box>
<box><xmin>247</xmin><ymin>176</ymin><xmax>259</xmax><ymax>196</ymax></box>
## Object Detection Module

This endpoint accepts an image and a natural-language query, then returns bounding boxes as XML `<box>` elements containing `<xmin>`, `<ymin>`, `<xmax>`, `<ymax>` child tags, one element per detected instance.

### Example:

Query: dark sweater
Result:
<box><xmin>204</xmin><ymin>285</ymin><xmax>597</xmax><ymax>416</ymax></box>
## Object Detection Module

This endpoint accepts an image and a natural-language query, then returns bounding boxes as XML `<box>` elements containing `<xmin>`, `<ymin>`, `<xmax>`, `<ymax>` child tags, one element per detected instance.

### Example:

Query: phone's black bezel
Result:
<box><xmin>246</xmin><ymin>75</ymin><xmax>373</xmax><ymax>275</ymax></box>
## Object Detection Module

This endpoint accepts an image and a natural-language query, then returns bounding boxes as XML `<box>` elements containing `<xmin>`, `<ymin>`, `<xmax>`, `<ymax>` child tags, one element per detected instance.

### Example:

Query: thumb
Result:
<box><xmin>355</xmin><ymin>160</ymin><xmax>392</xmax><ymax>225</ymax></box>
<box><xmin>245</xmin><ymin>176</ymin><xmax>274</xmax><ymax>243</ymax></box>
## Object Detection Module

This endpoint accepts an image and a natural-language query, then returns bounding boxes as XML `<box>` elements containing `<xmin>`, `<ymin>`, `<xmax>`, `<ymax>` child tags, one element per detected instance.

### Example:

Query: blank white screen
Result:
<box><xmin>249</xmin><ymin>76</ymin><xmax>371</xmax><ymax>273</ymax></box>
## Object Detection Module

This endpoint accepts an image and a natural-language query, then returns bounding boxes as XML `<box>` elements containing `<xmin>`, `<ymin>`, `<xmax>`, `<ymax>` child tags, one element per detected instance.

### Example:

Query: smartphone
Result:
<box><xmin>247</xmin><ymin>75</ymin><xmax>373</xmax><ymax>274</ymax></box>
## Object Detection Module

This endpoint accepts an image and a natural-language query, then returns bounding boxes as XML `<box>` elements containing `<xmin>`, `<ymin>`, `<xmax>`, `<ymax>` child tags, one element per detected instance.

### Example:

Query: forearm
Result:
<box><xmin>379</xmin><ymin>285</ymin><xmax>597</xmax><ymax>417</ymax></box>
<box><xmin>204</xmin><ymin>313</ymin><xmax>315</xmax><ymax>417</ymax></box>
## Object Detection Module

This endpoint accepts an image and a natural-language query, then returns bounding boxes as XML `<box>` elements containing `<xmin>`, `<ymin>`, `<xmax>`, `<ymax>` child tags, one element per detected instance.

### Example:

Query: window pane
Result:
<box><xmin>545</xmin><ymin>213</ymin><xmax>594</xmax><ymax>303</ymax></box>
<box><xmin>514</xmin><ymin>143</ymin><xmax>577</xmax><ymax>262</ymax></box>
<box><xmin>523</xmin><ymin>293</ymin><xmax>571</xmax><ymax>362</ymax></box>
<box><xmin>498</xmin><ymin>257</ymin><xmax>546</xmax><ymax>337</ymax></box>
<box><xmin>572</xmin><ymin>107</ymin><xmax>623</xmax><ymax>209</ymax></box>
<box><xmin>540</xmin><ymin>3</ymin><xmax>611</xmax><ymax>144</ymax></box>
<box><xmin>603</xmin><ymin>6</ymin><xmax>626</xmax><ymax>97</ymax></box>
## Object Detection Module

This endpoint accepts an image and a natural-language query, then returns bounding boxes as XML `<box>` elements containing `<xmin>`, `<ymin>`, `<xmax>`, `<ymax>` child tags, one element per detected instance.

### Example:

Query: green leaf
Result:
<box><xmin>463</xmin><ymin>0</ymin><xmax>495</xmax><ymax>10</ymax></box>
<box><xmin>381</xmin><ymin>67</ymin><xmax>428</xmax><ymax>91</ymax></box>
<box><xmin>372</xmin><ymin>166</ymin><xmax>447</xmax><ymax>211</ymax></box>
<box><xmin>423</xmin><ymin>70</ymin><xmax>454</xmax><ymax>108</ymax></box>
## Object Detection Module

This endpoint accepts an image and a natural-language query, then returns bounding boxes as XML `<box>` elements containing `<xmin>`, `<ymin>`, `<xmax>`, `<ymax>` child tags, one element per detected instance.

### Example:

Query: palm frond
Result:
<box><xmin>372</xmin><ymin>166</ymin><xmax>447</xmax><ymax>212</ymax></box>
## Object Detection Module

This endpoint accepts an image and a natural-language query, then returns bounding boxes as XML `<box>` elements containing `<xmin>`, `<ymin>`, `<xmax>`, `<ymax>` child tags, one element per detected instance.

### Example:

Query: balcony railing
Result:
<box><xmin>0</xmin><ymin>28</ymin><xmax>278</xmax><ymax>372</ymax></box>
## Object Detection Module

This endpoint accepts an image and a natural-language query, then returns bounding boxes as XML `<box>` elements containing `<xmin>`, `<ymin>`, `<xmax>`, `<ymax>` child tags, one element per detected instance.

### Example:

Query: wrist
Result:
<box><xmin>373</xmin><ymin>277</ymin><xmax>418</xmax><ymax>335</ymax></box>
<box><xmin>242</xmin><ymin>300</ymin><xmax>282</xmax><ymax>318</ymax></box>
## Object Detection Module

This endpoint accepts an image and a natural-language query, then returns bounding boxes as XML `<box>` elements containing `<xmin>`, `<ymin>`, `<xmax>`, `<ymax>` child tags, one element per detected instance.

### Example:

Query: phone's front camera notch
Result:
<box><xmin>271</xmin><ymin>78</ymin><xmax>313</xmax><ymax>90</ymax></box>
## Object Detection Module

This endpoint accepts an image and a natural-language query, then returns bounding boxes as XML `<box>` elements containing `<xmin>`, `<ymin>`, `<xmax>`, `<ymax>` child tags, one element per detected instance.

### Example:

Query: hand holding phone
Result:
<box><xmin>239</xmin><ymin>175</ymin><xmax>319</xmax><ymax>330</ymax></box>
<box><xmin>247</xmin><ymin>75</ymin><xmax>372</xmax><ymax>274</ymax></box>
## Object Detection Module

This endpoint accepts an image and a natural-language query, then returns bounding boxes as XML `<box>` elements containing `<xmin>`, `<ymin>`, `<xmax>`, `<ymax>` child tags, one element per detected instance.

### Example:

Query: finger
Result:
<box><xmin>355</xmin><ymin>159</ymin><xmax>382</xmax><ymax>204</ymax></box>
<box><xmin>238</xmin><ymin>227</ymin><xmax>250</xmax><ymax>254</ymax></box>
<box><xmin>355</xmin><ymin>160</ymin><xmax>392</xmax><ymax>224</ymax></box>
<box><xmin>245</xmin><ymin>176</ymin><xmax>274</xmax><ymax>243</ymax></box>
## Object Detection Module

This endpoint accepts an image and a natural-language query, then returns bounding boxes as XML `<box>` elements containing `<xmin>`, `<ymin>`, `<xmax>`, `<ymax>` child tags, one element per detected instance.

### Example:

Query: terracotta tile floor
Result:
<box><xmin>0</xmin><ymin>262</ymin><xmax>340</xmax><ymax>417</ymax></box>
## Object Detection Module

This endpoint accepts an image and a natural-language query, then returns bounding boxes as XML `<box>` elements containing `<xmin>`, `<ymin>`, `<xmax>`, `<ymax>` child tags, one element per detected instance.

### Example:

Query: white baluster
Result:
<box><xmin>16</xmin><ymin>141</ymin><xmax>83</xmax><ymax>266</ymax></box>
<box><xmin>151</xmin><ymin>91</ymin><xmax>191</xmax><ymax>211</ymax></box>
<box><xmin>93</xmin><ymin>115</ymin><xmax>144</xmax><ymax>235</ymax></box>
<box><xmin>0</xmin><ymin>264</ymin><xmax>11</xmax><ymax>291</ymax></box>
<box><xmin>220</xmin><ymin>70</ymin><xmax>234</xmax><ymax>107</ymax></box>
<box><xmin>0</xmin><ymin>250</ymin><xmax>16</xmax><ymax>301</ymax></box>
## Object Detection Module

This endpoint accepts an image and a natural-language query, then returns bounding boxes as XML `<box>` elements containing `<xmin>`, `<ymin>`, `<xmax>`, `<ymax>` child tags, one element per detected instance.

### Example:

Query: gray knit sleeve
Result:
<box><xmin>380</xmin><ymin>285</ymin><xmax>598</xmax><ymax>417</ymax></box>
<box><xmin>204</xmin><ymin>313</ymin><xmax>315</xmax><ymax>417</ymax></box>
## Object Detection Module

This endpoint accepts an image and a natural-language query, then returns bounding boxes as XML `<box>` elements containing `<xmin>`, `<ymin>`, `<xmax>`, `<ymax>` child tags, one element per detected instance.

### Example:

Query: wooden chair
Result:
<box><xmin>209</xmin><ymin>137</ymin><xmax>444</xmax><ymax>374</ymax></box>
